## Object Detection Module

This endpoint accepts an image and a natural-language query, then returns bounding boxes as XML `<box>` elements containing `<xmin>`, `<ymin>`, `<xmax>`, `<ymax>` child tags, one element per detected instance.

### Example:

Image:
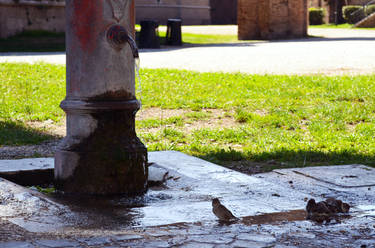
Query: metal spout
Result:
<box><xmin>126</xmin><ymin>34</ymin><xmax>139</xmax><ymax>58</ymax></box>
<box><xmin>107</xmin><ymin>24</ymin><xmax>139</xmax><ymax>58</ymax></box>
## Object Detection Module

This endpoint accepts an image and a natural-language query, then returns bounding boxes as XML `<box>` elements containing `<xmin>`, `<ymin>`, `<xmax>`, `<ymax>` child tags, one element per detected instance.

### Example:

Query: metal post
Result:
<box><xmin>55</xmin><ymin>0</ymin><xmax>148</xmax><ymax>195</ymax></box>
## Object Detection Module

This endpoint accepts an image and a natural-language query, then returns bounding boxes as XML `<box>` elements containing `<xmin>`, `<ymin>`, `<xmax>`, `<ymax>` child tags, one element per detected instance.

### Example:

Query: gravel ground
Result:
<box><xmin>0</xmin><ymin>140</ymin><xmax>60</xmax><ymax>160</ymax></box>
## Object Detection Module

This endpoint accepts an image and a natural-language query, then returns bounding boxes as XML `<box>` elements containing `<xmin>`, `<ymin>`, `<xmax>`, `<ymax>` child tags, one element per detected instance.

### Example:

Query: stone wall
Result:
<box><xmin>135</xmin><ymin>0</ymin><xmax>211</xmax><ymax>25</ymax></box>
<box><xmin>0</xmin><ymin>0</ymin><xmax>65</xmax><ymax>39</ymax></box>
<box><xmin>210</xmin><ymin>0</ymin><xmax>237</xmax><ymax>24</ymax></box>
<box><xmin>238</xmin><ymin>0</ymin><xmax>308</xmax><ymax>40</ymax></box>
<box><xmin>309</xmin><ymin>0</ymin><xmax>370</xmax><ymax>24</ymax></box>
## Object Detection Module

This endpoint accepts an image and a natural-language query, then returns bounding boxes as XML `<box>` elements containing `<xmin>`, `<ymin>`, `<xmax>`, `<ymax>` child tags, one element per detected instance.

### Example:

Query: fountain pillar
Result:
<box><xmin>54</xmin><ymin>0</ymin><xmax>148</xmax><ymax>195</ymax></box>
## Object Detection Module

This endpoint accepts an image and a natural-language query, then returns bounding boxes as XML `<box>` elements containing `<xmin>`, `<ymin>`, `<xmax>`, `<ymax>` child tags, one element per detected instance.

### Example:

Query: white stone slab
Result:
<box><xmin>275</xmin><ymin>164</ymin><xmax>375</xmax><ymax>188</ymax></box>
<box><xmin>0</xmin><ymin>158</ymin><xmax>54</xmax><ymax>173</ymax></box>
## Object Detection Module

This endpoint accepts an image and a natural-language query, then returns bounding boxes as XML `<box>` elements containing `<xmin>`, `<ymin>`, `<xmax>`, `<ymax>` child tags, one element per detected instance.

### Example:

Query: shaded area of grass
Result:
<box><xmin>199</xmin><ymin>148</ymin><xmax>375</xmax><ymax>170</ymax></box>
<box><xmin>0</xmin><ymin>120</ymin><xmax>56</xmax><ymax>146</ymax></box>
<box><xmin>0</xmin><ymin>31</ymin><xmax>65</xmax><ymax>53</ymax></box>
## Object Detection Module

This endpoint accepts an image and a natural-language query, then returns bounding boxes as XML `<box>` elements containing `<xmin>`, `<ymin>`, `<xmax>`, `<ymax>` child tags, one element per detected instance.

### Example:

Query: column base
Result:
<box><xmin>54</xmin><ymin>99</ymin><xmax>148</xmax><ymax>196</ymax></box>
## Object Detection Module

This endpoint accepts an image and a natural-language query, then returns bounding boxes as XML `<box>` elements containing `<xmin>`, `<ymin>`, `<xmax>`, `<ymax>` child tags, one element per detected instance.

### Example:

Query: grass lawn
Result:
<box><xmin>1</xmin><ymin>63</ymin><xmax>375</xmax><ymax>170</ymax></box>
<box><xmin>158</xmin><ymin>31</ymin><xmax>241</xmax><ymax>45</ymax></box>
<box><xmin>0</xmin><ymin>31</ymin><xmax>65</xmax><ymax>53</ymax></box>
<box><xmin>309</xmin><ymin>23</ymin><xmax>375</xmax><ymax>29</ymax></box>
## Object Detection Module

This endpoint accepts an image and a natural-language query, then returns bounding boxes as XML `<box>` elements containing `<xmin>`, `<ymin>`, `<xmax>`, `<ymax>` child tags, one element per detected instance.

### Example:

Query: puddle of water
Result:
<box><xmin>241</xmin><ymin>210</ymin><xmax>307</xmax><ymax>225</ymax></box>
<box><xmin>355</xmin><ymin>205</ymin><xmax>375</xmax><ymax>218</ymax></box>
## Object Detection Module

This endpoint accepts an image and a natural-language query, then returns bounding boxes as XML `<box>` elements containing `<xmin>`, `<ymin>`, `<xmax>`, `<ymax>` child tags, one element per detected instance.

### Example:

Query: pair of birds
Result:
<box><xmin>306</xmin><ymin>198</ymin><xmax>350</xmax><ymax>219</ymax></box>
<box><xmin>212</xmin><ymin>197</ymin><xmax>351</xmax><ymax>222</ymax></box>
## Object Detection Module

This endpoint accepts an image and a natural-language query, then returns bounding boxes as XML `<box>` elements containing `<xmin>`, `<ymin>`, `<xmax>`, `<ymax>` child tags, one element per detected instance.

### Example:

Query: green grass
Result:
<box><xmin>0</xmin><ymin>120</ymin><xmax>55</xmax><ymax>146</ymax></box>
<box><xmin>2</xmin><ymin>63</ymin><xmax>375</xmax><ymax>168</ymax></box>
<box><xmin>0</xmin><ymin>31</ymin><xmax>65</xmax><ymax>52</ymax></box>
<box><xmin>158</xmin><ymin>31</ymin><xmax>241</xmax><ymax>45</ymax></box>
<box><xmin>309</xmin><ymin>23</ymin><xmax>375</xmax><ymax>29</ymax></box>
<box><xmin>0</xmin><ymin>63</ymin><xmax>65</xmax><ymax>121</ymax></box>
<box><xmin>135</xmin><ymin>24</ymin><xmax>246</xmax><ymax>45</ymax></box>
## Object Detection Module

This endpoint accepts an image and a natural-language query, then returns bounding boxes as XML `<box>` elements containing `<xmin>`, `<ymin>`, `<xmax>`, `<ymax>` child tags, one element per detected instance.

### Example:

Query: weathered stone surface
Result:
<box><xmin>34</xmin><ymin>239</ymin><xmax>80</xmax><ymax>247</ymax></box>
<box><xmin>231</xmin><ymin>240</ymin><xmax>269</xmax><ymax>248</ymax></box>
<box><xmin>55</xmin><ymin>0</ymin><xmax>147</xmax><ymax>195</ymax></box>
<box><xmin>135</xmin><ymin>0</ymin><xmax>211</xmax><ymax>25</ymax></box>
<box><xmin>238</xmin><ymin>0</ymin><xmax>308</xmax><ymax>40</ymax></box>
<box><xmin>0</xmin><ymin>241</ymin><xmax>35</xmax><ymax>248</ymax></box>
<box><xmin>0</xmin><ymin>0</ymin><xmax>65</xmax><ymax>38</ymax></box>
<box><xmin>188</xmin><ymin>234</ymin><xmax>234</xmax><ymax>244</ymax></box>
<box><xmin>112</xmin><ymin>234</ymin><xmax>143</xmax><ymax>241</ymax></box>
<box><xmin>141</xmin><ymin>240</ymin><xmax>171</xmax><ymax>248</ymax></box>
<box><xmin>77</xmin><ymin>236</ymin><xmax>112</xmax><ymax>246</ymax></box>
<box><xmin>236</xmin><ymin>233</ymin><xmax>276</xmax><ymax>243</ymax></box>
<box><xmin>183</xmin><ymin>242</ymin><xmax>215</xmax><ymax>248</ymax></box>
<box><xmin>1</xmin><ymin>152</ymin><xmax>375</xmax><ymax>246</ymax></box>
<box><xmin>0</xmin><ymin>158</ymin><xmax>53</xmax><ymax>186</ymax></box>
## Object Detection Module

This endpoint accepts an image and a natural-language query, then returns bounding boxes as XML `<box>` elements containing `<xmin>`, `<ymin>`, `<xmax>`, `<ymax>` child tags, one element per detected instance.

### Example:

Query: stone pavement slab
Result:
<box><xmin>0</xmin><ymin>151</ymin><xmax>374</xmax><ymax>247</ymax></box>
<box><xmin>0</xmin><ymin>158</ymin><xmax>53</xmax><ymax>173</ymax></box>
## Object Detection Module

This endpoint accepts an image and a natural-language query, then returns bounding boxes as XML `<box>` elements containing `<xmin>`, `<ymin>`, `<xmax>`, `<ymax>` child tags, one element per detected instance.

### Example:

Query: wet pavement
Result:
<box><xmin>0</xmin><ymin>151</ymin><xmax>374</xmax><ymax>247</ymax></box>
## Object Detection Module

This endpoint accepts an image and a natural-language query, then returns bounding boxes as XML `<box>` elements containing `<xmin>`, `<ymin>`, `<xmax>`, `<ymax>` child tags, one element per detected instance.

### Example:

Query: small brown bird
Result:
<box><xmin>212</xmin><ymin>198</ymin><xmax>238</xmax><ymax>221</ymax></box>
<box><xmin>325</xmin><ymin>198</ymin><xmax>350</xmax><ymax>214</ymax></box>
<box><xmin>341</xmin><ymin>202</ymin><xmax>350</xmax><ymax>213</ymax></box>
<box><xmin>306</xmin><ymin>199</ymin><xmax>332</xmax><ymax>217</ymax></box>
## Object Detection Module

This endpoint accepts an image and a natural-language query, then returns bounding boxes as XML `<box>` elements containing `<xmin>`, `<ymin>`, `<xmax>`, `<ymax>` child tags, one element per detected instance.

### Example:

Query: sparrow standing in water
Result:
<box><xmin>212</xmin><ymin>198</ymin><xmax>238</xmax><ymax>221</ymax></box>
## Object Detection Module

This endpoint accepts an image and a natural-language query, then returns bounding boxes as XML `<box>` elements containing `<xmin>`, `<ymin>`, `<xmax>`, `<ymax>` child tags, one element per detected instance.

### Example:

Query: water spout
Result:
<box><xmin>126</xmin><ymin>35</ymin><xmax>139</xmax><ymax>59</ymax></box>
<box><xmin>107</xmin><ymin>24</ymin><xmax>139</xmax><ymax>58</ymax></box>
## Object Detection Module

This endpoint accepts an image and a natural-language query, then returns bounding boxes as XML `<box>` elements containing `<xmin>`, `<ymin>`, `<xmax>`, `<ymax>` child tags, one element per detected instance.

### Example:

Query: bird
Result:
<box><xmin>325</xmin><ymin>198</ymin><xmax>350</xmax><ymax>213</ymax></box>
<box><xmin>341</xmin><ymin>202</ymin><xmax>350</xmax><ymax>213</ymax></box>
<box><xmin>306</xmin><ymin>199</ymin><xmax>332</xmax><ymax>216</ymax></box>
<box><xmin>212</xmin><ymin>198</ymin><xmax>238</xmax><ymax>221</ymax></box>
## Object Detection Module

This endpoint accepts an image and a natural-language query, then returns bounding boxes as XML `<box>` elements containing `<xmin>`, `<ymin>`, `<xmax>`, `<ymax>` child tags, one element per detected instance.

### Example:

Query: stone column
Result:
<box><xmin>55</xmin><ymin>0</ymin><xmax>148</xmax><ymax>195</ymax></box>
<box><xmin>238</xmin><ymin>0</ymin><xmax>308</xmax><ymax>40</ymax></box>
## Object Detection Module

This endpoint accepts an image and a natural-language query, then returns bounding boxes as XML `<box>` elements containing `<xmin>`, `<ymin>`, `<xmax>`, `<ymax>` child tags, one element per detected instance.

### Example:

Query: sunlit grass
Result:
<box><xmin>1</xmin><ymin>63</ymin><xmax>375</xmax><ymax>167</ymax></box>
<box><xmin>309</xmin><ymin>23</ymin><xmax>375</xmax><ymax>29</ymax></box>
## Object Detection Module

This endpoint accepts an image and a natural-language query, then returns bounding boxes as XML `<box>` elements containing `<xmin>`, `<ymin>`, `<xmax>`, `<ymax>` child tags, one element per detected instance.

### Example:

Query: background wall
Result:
<box><xmin>0</xmin><ymin>0</ymin><xmax>65</xmax><ymax>38</ymax></box>
<box><xmin>135</xmin><ymin>0</ymin><xmax>211</xmax><ymax>25</ymax></box>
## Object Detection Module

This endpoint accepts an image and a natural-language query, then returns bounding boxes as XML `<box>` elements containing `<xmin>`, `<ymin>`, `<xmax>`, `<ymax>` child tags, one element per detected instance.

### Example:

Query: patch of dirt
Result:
<box><xmin>254</xmin><ymin>109</ymin><xmax>268</xmax><ymax>116</ymax></box>
<box><xmin>0</xmin><ymin>108</ymin><xmax>242</xmax><ymax>160</ymax></box>
<box><xmin>137</xmin><ymin>107</ymin><xmax>187</xmax><ymax>121</ymax></box>
<box><xmin>26</xmin><ymin>119</ymin><xmax>66</xmax><ymax>137</ymax></box>
<box><xmin>183</xmin><ymin>109</ymin><xmax>240</xmax><ymax>132</ymax></box>
<box><xmin>0</xmin><ymin>140</ymin><xmax>60</xmax><ymax>159</ymax></box>
<box><xmin>137</xmin><ymin>108</ymin><xmax>241</xmax><ymax>133</ymax></box>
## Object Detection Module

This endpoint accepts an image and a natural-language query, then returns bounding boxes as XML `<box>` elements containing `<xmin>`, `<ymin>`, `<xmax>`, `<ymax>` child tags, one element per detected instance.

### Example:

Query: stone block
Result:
<box><xmin>0</xmin><ymin>1</ymin><xmax>65</xmax><ymax>39</ymax></box>
<box><xmin>238</xmin><ymin>0</ymin><xmax>307</xmax><ymax>40</ymax></box>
